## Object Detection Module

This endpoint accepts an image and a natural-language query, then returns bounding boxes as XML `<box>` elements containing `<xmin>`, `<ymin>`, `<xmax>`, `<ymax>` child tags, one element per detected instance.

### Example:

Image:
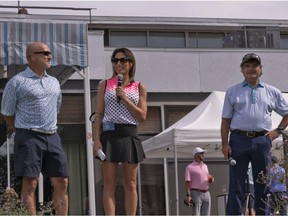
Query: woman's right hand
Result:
<box><xmin>93</xmin><ymin>140</ymin><xmax>103</xmax><ymax>156</ymax></box>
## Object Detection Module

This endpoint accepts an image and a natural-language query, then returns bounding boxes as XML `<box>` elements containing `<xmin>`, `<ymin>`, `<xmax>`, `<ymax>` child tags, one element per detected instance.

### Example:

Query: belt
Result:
<box><xmin>191</xmin><ymin>188</ymin><xmax>208</xmax><ymax>193</ymax></box>
<box><xmin>30</xmin><ymin>128</ymin><xmax>57</xmax><ymax>134</ymax></box>
<box><xmin>232</xmin><ymin>129</ymin><xmax>267</xmax><ymax>138</ymax></box>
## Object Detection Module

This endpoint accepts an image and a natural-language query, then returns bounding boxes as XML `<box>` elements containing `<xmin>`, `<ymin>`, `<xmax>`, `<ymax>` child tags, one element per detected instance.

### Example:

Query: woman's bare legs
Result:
<box><xmin>122</xmin><ymin>163</ymin><xmax>139</xmax><ymax>215</ymax></box>
<box><xmin>102</xmin><ymin>162</ymin><xmax>118</xmax><ymax>215</ymax></box>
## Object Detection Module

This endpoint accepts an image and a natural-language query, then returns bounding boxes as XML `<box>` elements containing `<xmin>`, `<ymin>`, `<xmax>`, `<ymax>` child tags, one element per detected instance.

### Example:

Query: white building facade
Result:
<box><xmin>1</xmin><ymin>11</ymin><xmax>288</xmax><ymax>215</ymax></box>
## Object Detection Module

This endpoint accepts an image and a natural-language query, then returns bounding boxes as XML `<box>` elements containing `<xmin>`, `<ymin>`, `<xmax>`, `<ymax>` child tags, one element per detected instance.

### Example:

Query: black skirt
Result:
<box><xmin>100</xmin><ymin>124</ymin><xmax>146</xmax><ymax>164</ymax></box>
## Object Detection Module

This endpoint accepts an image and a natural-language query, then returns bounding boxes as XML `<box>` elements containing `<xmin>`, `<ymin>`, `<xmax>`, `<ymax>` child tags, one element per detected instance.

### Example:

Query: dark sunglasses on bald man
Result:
<box><xmin>33</xmin><ymin>51</ymin><xmax>51</xmax><ymax>56</ymax></box>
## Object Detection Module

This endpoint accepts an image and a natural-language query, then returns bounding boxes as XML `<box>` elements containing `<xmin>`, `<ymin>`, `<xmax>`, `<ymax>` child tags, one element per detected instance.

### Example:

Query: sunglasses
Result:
<box><xmin>33</xmin><ymin>51</ymin><xmax>51</xmax><ymax>56</ymax></box>
<box><xmin>111</xmin><ymin>57</ymin><xmax>130</xmax><ymax>64</ymax></box>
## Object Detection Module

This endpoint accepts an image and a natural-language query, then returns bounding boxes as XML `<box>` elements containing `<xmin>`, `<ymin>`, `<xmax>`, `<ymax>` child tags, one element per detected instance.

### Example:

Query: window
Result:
<box><xmin>107</xmin><ymin>30</ymin><xmax>231</xmax><ymax>48</ymax></box>
<box><xmin>106</xmin><ymin>28</ymin><xmax>280</xmax><ymax>49</ymax></box>
<box><xmin>223</xmin><ymin>30</ymin><xmax>246</xmax><ymax>48</ymax></box>
<box><xmin>197</xmin><ymin>32</ymin><xmax>225</xmax><ymax>48</ymax></box>
<box><xmin>165</xmin><ymin>106</ymin><xmax>197</xmax><ymax>128</ymax></box>
<box><xmin>58</xmin><ymin>95</ymin><xmax>85</xmax><ymax>123</ymax></box>
<box><xmin>280</xmin><ymin>34</ymin><xmax>288</xmax><ymax>49</ymax></box>
<box><xmin>246</xmin><ymin>28</ymin><xmax>267</xmax><ymax>48</ymax></box>
<box><xmin>188</xmin><ymin>32</ymin><xmax>197</xmax><ymax>48</ymax></box>
<box><xmin>109</xmin><ymin>31</ymin><xmax>147</xmax><ymax>47</ymax></box>
<box><xmin>149</xmin><ymin>32</ymin><xmax>185</xmax><ymax>48</ymax></box>
<box><xmin>138</xmin><ymin>106</ymin><xmax>161</xmax><ymax>134</ymax></box>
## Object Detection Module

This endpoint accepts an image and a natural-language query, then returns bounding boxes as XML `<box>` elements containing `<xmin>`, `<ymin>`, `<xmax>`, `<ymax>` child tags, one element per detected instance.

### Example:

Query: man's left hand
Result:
<box><xmin>265</xmin><ymin>130</ymin><xmax>280</xmax><ymax>140</ymax></box>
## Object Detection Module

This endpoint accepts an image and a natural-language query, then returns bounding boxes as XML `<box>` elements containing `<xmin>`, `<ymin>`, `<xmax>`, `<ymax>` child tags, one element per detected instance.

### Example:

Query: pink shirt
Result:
<box><xmin>185</xmin><ymin>161</ymin><xmax>210</xmax><ymax>191</ymax></box>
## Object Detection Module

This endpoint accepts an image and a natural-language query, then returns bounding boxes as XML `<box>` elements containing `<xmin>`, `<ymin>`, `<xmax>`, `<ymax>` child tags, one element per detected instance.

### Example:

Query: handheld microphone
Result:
<box><xmin>117</xmin><ymin>74</ymin><xmax>123</xmax><ymax>103</ymax></box>
<box><xmin>97</xmin><ymin>149</ymin><xmax>106</xmax><ymax>161</ymax></box>
<box><xmin>229</xmin><ymin>157</ymin><xmax>237</xmax><ymax>166</ymax></box>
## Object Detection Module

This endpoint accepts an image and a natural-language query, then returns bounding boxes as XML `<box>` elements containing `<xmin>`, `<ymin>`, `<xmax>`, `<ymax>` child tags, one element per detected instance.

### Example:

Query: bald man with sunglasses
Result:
<box><xmin>1</xmin><ymin>42</ymin><xmax>69</xmax><ymax>215</ymax></box>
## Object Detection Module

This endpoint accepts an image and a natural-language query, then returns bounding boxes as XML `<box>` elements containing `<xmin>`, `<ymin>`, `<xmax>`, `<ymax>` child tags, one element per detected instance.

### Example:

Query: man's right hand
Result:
<box><xmin>221</xmin><ymin>144</ymin><xmax>231</xmax><ymax>158</ymax></box>
<box><xmin>184</xmin><ymin>196</ymin><xmax>193</xmax><ymax>207</ymax></box>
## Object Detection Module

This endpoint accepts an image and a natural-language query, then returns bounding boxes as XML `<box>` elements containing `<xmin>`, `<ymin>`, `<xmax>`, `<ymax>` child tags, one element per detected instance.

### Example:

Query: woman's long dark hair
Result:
<box><xmin>111</xmin><ymin>48</ymin><xmax>136</xmax><ymax>82</ymax></box>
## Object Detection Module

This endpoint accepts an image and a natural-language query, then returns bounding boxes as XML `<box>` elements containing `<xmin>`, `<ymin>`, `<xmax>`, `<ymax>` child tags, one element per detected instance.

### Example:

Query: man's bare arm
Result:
<box><xmin>2</xmin><ymin>115</ymin><xmax>15</xmax><ymax>130</ymax></box>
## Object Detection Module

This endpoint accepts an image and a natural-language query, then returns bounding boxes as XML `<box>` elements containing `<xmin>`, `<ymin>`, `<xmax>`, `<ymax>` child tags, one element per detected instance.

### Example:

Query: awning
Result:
<box><xmin>0</xmin><ymin>19</ymin><xmax>88</xmax><ymax>67</ymax></box>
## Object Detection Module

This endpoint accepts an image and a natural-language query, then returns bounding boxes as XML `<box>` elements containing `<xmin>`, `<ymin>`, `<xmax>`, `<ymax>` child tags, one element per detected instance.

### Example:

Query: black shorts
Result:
<box><xmin>14</xmin><ymin>129</ymin><xmax>69</xmax><ymax>178</ymax></box>
<box><xmin>100</xmin><ymin>124</ymin><xmax>145</xmax><ymax>164</ymax></box>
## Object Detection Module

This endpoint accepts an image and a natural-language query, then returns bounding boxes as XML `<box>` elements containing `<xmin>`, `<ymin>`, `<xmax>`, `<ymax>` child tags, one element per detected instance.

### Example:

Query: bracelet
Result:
<box><xmin>276</xmin><ymin>126</ymin><xmax>285</xmax><ymax>134</ymax></box>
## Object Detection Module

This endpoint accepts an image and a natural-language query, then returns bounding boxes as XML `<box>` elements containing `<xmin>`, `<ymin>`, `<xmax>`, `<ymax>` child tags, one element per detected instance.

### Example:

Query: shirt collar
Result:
<box><xmin>242</xmin><ymin>80</ymin><xmax>264</xmax><ymax>88</ymax></box>
<box><xmin>24</xmin><ymin>67</ymin><xmax>48</xmax><ymax>78</ymax></box>
<box><xmin>192</xmin><ymin>160</ymin><xmax>204</xmax><ymax>165</ymax></box>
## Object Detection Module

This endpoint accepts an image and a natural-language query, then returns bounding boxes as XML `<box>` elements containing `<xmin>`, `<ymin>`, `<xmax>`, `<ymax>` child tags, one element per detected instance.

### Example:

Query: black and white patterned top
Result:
<box><xmin>103</xmin><ymin>77</ymin><xmax>140</xmax><ymax>125</ymax></box>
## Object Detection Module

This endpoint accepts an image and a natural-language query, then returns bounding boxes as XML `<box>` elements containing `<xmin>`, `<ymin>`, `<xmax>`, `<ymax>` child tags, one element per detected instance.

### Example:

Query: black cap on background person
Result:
<box><xmin>240</xmin><ymin>53</ymin><xmax>261</xmax><ymax>66</ymax></box>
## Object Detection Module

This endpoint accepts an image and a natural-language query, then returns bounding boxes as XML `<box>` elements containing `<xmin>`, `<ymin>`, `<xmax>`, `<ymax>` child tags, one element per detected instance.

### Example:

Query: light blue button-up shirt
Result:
<box><xmin>222</xmin><ymin>80</ymin><xmax>288</xmax><ymax>131</ymax></box>
<box><xmin>1</xmin><ymin>67</ymin><xmax>61</xmax><ymax>130</ymax></box>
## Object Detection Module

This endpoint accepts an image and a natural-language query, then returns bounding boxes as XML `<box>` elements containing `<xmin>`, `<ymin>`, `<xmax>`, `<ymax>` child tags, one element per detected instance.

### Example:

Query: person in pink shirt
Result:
<box><xmin>185</xmin><ymin>147</ymin><xmax>214</xmax><ymax>215</ymax></box>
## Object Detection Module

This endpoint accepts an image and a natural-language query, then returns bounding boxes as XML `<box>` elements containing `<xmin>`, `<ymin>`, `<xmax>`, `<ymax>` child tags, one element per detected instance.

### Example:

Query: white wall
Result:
<box><xmin>76</xmin><ymin>34</ymin><xmax>288</xmax><ymax>93</ymax></box>
<box><xmin>70</xmin><ymin>30</ymin><xmax>105</xmax><ymax>80</ymax></box>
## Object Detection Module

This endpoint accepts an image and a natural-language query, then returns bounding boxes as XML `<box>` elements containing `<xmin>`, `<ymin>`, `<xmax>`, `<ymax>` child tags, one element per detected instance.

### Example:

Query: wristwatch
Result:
<box><xmin>276</xmin><ymin>126</ymin><xmax>285</xmax><ymax>134</ymax></box>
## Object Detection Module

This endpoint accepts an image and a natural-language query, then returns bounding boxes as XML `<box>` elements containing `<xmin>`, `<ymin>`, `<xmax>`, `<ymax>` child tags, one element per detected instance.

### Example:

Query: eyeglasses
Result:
<box><xmin>111</xmin><ymin>57</ymin><xmax>130</xmax><ymax>64</ymax></box>
<box><xmin>33</xmin><ymin>51</ymin><xmax>51</xmax><ymax>56</ymax></box>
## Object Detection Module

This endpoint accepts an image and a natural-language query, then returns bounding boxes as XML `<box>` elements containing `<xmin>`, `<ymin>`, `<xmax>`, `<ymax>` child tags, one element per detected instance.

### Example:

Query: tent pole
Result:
<box><xmin>163</xmin><ymin>157</ymin><xmax>170</xmax><ymax>215</ymax></box>
<box><xmin>174</xmin><ymin>144</ymin><xmax>179</xmax><ymax>215</ymax></box>
<box><xmin>83</xmin><ymin>67</ymin><xmax>96</xmax><ymax>215</ymax></box>
<box><xmin>38</xmin><ymin>173</ymin><xmax>44</xmax><ymax>205</ymax></box>
<box><xmin>6</xmin><ymin>136</ymin><xmax>10</xmax><ymax>189</ymax></box>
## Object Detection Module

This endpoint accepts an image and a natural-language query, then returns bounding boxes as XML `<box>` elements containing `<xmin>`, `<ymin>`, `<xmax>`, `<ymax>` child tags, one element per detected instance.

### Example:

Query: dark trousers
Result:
<box><xmin>226</xmin><ymin>133</ymin><xmax>271</xmax><ymax>215</ymax></box>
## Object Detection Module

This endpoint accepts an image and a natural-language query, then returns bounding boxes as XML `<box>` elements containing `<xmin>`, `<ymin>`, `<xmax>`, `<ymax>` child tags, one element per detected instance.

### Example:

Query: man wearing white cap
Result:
<box><xmin>184</xmin><ymin>147</ymin><xmax>214</xmax><ymax>215</ymax></box>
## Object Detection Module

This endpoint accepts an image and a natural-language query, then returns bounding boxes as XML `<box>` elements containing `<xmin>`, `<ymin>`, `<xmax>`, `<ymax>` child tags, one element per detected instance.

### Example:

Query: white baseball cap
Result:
<box><xmin>193</xmin><ymin>147</ymin><xmax>206</xmax><ymax>156</ymax></box>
